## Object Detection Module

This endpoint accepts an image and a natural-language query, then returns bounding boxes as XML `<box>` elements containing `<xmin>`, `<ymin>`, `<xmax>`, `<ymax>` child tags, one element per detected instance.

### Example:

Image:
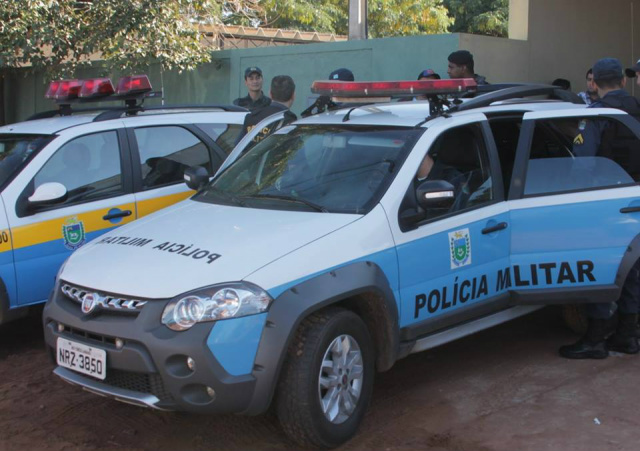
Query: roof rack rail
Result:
<box><xmin>27</xmin><ymin>106</ymin><xmax>125</xmax><ymax>121</ymax></box>
<box><xmin>450</xmin><ymin>84</ymin><xmax>583</xmax><ymax>113</ymax></box>
<box><xmin>92</xmin><ymin>104</ymin><xmax>248</xmax><ymax>122</ymax></box>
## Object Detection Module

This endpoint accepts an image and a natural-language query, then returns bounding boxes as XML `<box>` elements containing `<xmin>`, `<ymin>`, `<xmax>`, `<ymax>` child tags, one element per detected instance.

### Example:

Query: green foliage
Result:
<box><xmin>229</xmin><ymin>0</ymin><xmax>452</xmax><ymax>37</ymax></box>
<box><xmin>442</xmin><ymin>0</ymin><xmax>508</xmax><ymax>37</ymax></box>
<box><xmin>0</xmin><ymin>0</ymin><xmax>261</xmax><ymax>78</ymax></box>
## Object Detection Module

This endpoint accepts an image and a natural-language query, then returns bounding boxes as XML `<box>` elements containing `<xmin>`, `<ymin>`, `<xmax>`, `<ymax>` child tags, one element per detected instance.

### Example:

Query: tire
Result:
<box><xmin>276</xmin><ymin>308</ymin><xmax>375</xmax><ymax>449</ymax></box>
<box><xmin>561</xmin><ymin>304</ymin><xmax>588</xmax><ymax>335</ymax></box>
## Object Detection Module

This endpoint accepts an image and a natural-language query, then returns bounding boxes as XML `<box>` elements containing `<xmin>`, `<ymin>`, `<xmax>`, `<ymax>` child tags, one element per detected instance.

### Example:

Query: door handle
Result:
<box><xmin>103</xmin><ymin>210</ymin><xmax>132</xmax><ymax>221</ymax></box>
<box><xmin>482</xmin><ymin>222</ymin><xmax>508</xmax><ymax>234</ymax></box>
<box><xmin>620</xmin><ymin>206</ymin><xmax>640</xmax><ymax>214</ymax></box>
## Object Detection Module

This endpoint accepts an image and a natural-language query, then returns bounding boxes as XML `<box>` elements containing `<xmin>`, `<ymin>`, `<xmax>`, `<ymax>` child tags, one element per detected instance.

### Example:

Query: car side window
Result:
<box><xmin>400</xmin><ymin>124</ymin><xmax>494</xmax><ymax>225</ymax></box>
<box><xmin>33</xmin><ymin>131</ymin><xmax>123</xmax><ymax>205</ymax></box>
<box><xmin>524</xmin><ymin>117</ymin><xmax>640</xmax><ymax>196</ymax></box>
<box><xmin>134</xmin><ymin>126</ymin><xmax>218</xmax><ymax>190</ymax></box>
<box><xmin>196</xmin><ymin>123</ymin><xmax>243</xmax><ymax>155</ymax></box>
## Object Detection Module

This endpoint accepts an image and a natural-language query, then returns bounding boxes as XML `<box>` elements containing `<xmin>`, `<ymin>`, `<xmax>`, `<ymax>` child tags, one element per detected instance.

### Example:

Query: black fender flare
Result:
<box><xmin>242</xmin><ymin>260</ymin><xmax>399</xmax><ymax>415</ymax></box>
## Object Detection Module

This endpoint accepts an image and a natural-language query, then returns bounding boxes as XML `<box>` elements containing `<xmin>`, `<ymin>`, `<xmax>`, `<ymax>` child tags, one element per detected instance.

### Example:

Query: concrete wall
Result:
<box><xmin>225</xmin><ymin>34</ymin><xmax>460</xmax><ymax>115</ymax></box>
<box><xmin>509</xmin><ymin>0</ymin><xmax>639</xmax><ymax>95</ymax></box>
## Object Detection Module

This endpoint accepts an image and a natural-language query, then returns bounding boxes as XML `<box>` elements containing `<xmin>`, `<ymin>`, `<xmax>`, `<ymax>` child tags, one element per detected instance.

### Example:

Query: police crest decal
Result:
<box><xmin>62</xmin><ymin>216</ymin><xmax>86</xmax><ymax>250</ymax></box>
<box><xmin>449</xmin><ymin>228</ymin><xmax>472</xmax><ymax>269</ymax></box>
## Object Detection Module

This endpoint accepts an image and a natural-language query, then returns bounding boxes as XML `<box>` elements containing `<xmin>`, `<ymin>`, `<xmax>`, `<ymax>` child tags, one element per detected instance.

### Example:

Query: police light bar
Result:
<box><xmin>311</xmin><ymin>79</ymin><xmax>477</xmax><ymax>97</ymax></box>
<box><xmin>116</xmin><ymin>75</ymin><xmax>152</xmax><ymax>96</ymax></box>
<box><xmin>45</xmin><ymin>79</ymin><xmax>82</xmax><ymax>100</ymax></box>
<box><xmin>79</xmin><ymin>78</ymin><xmax>115</xmax><ymax>98</ymax></box>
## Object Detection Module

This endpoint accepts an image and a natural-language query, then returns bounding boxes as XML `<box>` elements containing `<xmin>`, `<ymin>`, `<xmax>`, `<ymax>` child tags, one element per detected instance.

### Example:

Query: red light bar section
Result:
<box><xmin>45</xmin><ymin>81</ymin><xmax>62</xmax><ymax>99</ymax></box>
<box><xmin>116</xmin><ymin>75</ymin><xmax>152</xmax><ymax>96</ymax></box>
<box><xmin>79</xmin><ymin>78</ymin><xmax>115</xmax><ymax>98</ymax></box>
<box><xmin>311</xmin><ymin>79</ymin><xmax>477</xmax><ymax>97</ymax></box>
<box><xmin>45</xmin><ymin>79</ymin><xmax>82</xmax><ymax>100</ymax></box>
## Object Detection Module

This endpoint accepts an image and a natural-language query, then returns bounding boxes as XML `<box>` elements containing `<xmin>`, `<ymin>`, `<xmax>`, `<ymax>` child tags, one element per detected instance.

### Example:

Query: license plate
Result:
<box><xmin>57</xmin><ymin>337</ymin><xmax>107</xmax><ymax>380</ymax></box>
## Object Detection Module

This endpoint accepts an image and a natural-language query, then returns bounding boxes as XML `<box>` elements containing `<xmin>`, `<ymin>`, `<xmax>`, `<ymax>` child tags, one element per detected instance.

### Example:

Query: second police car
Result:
<box><xmin>43</xmin><ymin>79</ymin><xmax>640</xmax><ymax>447</ymax></box>
<box><xmin>0</xmin><ymin>75</ymin><xmax>247</xmax><ymax>324</ymax></box>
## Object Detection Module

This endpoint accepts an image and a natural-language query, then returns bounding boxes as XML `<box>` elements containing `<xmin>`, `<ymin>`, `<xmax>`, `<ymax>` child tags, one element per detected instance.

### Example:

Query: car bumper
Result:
<box><xmin>43</xmin><ymin>281</ymin><xmax>260</xmax><ymax>414</ymax></box>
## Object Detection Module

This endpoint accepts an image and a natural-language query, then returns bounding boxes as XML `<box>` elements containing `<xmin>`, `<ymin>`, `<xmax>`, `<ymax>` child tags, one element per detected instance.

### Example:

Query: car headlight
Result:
<box><xmin>161</xmin><ymin>282</ymin><xmax>273</xmax><ymax>331</ymax></box>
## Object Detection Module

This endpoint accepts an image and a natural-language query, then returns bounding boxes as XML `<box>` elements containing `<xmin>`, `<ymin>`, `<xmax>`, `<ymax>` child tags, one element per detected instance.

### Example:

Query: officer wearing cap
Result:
<box><xmin>447</xmin><ymin>50</ymin><xmax>489</xmax><ymax>85</ymax></box>
<box><xmin>418</xmin><ymin>69</ymin><xmax>441</xmax><ymax>80</ymax></box>
<box><xmin>561</xmin><ymin>57</ymin><xmax>640</xmax><ymax>360</ymax></box>
<box><xmin>301</xmin><ymin>68</ymin><xmax>355</xmax><ymax>117</ymax></box>
<box><xmin>626</xmin><ymin>58</ymin><xmax>640</xmax><ymax>87</ymax></box>
<box><xmin>233</xmin><ymin>67</ymin><xmax>272</xmax><ymax>112</ymax></box>
<box><xmin>572</xmin><ymin>58</ymin><xmax>639</xmax><ymax>157</ymax></box>
<box><xmin>329</xmin><ymin>68</ymin><xmax>354</xmax><ymax>82</ymax></box>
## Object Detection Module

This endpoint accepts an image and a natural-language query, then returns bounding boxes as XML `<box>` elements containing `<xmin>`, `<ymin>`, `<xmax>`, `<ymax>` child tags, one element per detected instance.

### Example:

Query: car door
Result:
<box><xmin>507</xmin><ymin>108</ymin><xmax>640</xmax><ymax>304</ymax></box>
<box><xmin>127</xmin><ymin>123</ymin><xmax>230</xmax><ymax>217</ymax></box>
<box><xmin>383</xmin><ymin>115</ymin><xmax>512</xmax><ymax>339</ymax></box>
<box><xmin>4</xmin><ymin>126</ymin><xmax>136</xmax><ymax>306</ymax></box>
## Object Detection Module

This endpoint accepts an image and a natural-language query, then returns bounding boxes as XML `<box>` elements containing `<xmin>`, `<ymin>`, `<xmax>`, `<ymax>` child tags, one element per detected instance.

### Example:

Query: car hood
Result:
<box><xmin>61</xmin><ymin>200</ymin><xmax>360</xmax><ymax>298</ymax></box>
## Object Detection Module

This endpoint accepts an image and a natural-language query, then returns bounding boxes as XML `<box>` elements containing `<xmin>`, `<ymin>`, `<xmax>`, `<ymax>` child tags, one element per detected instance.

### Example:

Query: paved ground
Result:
<box><xmin>1</xmin><ymin>306</ymin><xmax>639</xmax><ymax>451</ymax></box>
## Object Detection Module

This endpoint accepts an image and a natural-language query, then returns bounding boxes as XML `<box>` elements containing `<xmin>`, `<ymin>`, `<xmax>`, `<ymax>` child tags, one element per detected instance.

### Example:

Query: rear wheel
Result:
<box><xmin>276</xmin><ymin>308</ymin><xmax>374</xmax><ymax>448</ymax></box>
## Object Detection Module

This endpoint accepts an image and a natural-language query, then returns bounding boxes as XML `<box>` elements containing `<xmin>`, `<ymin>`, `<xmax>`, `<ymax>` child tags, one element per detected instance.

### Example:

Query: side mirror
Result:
<box><xmin>28</xmin><ymin>182</ymin><xmax>68</xmax><ymax>206</ymax></box>
<box><xmin>416</xmin><ymin>179</ymin><xmax>456</xmax><ymax>210</ymax></box>
<box><xmin>184</xmin><ymin>166</ymin><xmax>209</xmax><ymax>191</ymax></box>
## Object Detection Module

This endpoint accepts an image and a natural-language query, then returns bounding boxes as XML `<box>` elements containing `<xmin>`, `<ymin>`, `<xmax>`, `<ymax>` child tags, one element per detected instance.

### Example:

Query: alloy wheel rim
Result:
<box><xmin>317</xmin><ymin>334</ymin><xmax>364</xmax><ymax>424</ymax></box>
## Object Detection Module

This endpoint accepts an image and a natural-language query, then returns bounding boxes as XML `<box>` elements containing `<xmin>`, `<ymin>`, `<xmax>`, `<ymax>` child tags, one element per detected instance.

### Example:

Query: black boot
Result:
<box><xmin>606</xmin><ymin>313</ymin><xmax>639</xmax><ymax>354</ymax></box>
<box><xmin>559</xmin><ymin>318</ymin><xmax>608</xmax><ymax>359</ymax></box>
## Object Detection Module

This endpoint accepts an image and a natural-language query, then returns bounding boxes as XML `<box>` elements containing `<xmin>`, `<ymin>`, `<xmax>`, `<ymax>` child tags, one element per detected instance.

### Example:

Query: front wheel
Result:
<box><xmin>276</xmin><ymin>308</ymin><xmax>374</xmax><ymax>448</ymax></box>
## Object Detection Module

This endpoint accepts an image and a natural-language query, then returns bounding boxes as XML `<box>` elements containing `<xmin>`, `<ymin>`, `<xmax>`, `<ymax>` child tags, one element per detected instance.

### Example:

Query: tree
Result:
<box><xmin>228</xmin><ymin>0</ymin><xmax>452</xmax><ymax>37</ymax></box>
<box><xmin>0</xmin><ymin>0</ymin><xmax>261</xmax><ymax>124</ymax></box>
<box><xmin>442</xmin><ymin>0</ymin><xmax>508</xmax><ymax>37</ymax></box>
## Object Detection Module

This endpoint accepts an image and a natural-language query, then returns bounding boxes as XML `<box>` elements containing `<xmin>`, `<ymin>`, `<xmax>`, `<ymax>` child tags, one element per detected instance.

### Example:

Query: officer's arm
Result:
<box><xmin>573</xmin><ymin>121</ymin><xmax>601</xmax><ymax>157</ymax></box>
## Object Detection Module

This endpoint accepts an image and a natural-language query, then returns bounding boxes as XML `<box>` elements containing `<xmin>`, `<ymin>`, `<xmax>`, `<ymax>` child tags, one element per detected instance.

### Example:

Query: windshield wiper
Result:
<box><xmin>244</xmin><ymin>193</ymin><xmax>329</xmax><ymax>212</ymax></box>
<box><xmin>204</xmin><ymin>187</ymin><xmax>247</xmax><ymax>207</ymax></box>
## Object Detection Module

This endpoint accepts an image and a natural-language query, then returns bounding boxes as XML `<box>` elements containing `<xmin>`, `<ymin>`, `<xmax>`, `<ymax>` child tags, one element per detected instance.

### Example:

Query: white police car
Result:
<box><xmin>42</xmin><ymin>80</ymin><xmax>640</xmax><ymax>448</ymax></box>
<box><xmin>0</xmin><ymin>75</ymin><xmax>247</xmax><ymax>324</ymax></box>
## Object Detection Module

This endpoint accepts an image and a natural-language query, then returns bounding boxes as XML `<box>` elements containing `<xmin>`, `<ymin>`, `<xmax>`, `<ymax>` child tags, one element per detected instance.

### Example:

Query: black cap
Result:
<box><xmin>417</xmin><ymin>69</ymin><xmax>441</xmax><ymax>80</ymax></box>
<box><xmin>329</xmin><ymin>68</ymin><xmax>354</xmax><ymax>81</ymax></box>
<box><xmin>448</xmin><ymin>50</ymin><xmax>474</xmax><ymax>66</ymax></box>
<box><xmin>626</xmin><ymin>59</ymin><xmax>640</xmax><ymax>78</ymax></box>
<box><xmin>244</xmin><ymin>66</ymin><xmax>262</xmax><ymax>78</ymax></box>
<box><xmin>592</xmin><ymin>58</ymin><xmax>623</xmax><ymax>81</ymax></box>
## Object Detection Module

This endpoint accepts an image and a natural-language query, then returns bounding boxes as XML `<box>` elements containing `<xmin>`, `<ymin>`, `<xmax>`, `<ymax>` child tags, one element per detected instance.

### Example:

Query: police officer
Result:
<box><xmin>236</xmin><ymin>75</ymin><xmax>297</xmax><ymax>145</ymax></box>
<box><xmin>447</xmin><ymin>50</ymin><xmax>489</xmax><ymax>85</ymax></box>
<box><xmin>301</xmin><ymin>68</ymin><xmax>355</xmax><ymax>117</ymax></box>
<box><xmin>233</xmin><ymin>67</ymin><xmax>272</xmax><ymax>112</ymax></box>
<box><xmin>418</xmin><ymin>69</ymin><xmax>441</xmax><ymax>80</ymax></box>
<box><xmin>560</xmin><ymin>58</ymin><xmax>640</xmax><ymax>359</ymax></box>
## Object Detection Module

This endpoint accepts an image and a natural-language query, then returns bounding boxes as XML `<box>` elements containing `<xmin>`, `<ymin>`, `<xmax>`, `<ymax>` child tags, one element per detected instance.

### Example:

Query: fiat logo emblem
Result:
<box><xmin>81</xmin><ymin>293</ymin><xmax>100</xmax><ymax>315</ymax></box>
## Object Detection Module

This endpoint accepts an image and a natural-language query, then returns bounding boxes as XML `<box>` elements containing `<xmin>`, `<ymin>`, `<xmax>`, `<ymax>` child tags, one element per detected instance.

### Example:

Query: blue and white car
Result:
<box><xmin>0</xmin><ymin>76</ymin><xmax>247</xmax><ymax>324</ymax></box>
<box><xmin>42</xmin><ymin>81</ymin><xmax>640</xmax><ymax>448</ymax></box>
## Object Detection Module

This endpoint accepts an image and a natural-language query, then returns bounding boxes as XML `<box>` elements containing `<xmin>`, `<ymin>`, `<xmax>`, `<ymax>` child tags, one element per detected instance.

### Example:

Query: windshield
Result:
<box><xmin>0</xmin><ymin>134</ymin><xmax>54</xmax><ymax>189</ymax></box>
<box><xmin>196</xmin><ymin>125</ymin><xmax>423</xmax><ymax>214</ymax></box>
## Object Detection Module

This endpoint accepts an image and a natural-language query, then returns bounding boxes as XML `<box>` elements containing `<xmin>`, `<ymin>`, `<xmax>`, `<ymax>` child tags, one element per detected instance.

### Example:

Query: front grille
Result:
<box><xmin>61</xmin><ymin>282</ymin><xmax>147</xmax><ymax>314</ymax></box>
<box><xmin>104</xmin><ymin>369</ymin><xmax>173</xmax><ymax>403</ymax></box>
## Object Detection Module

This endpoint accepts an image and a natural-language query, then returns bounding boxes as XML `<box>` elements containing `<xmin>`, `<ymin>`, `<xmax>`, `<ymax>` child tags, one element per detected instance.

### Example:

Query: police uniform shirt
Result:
<box><xmin>573</xmin><ymin>89</ymin><xmax>632</xmax><ymax>157</ymax></box>
<box><xmin>236</xmin><ymin>101</ymin><xmax>298</xmax><ymax>145</ymax></box>
<box><xmin>233</xmin><ymin>92</ymin><xmax>272</xmax><ymax>112</ymax></box>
